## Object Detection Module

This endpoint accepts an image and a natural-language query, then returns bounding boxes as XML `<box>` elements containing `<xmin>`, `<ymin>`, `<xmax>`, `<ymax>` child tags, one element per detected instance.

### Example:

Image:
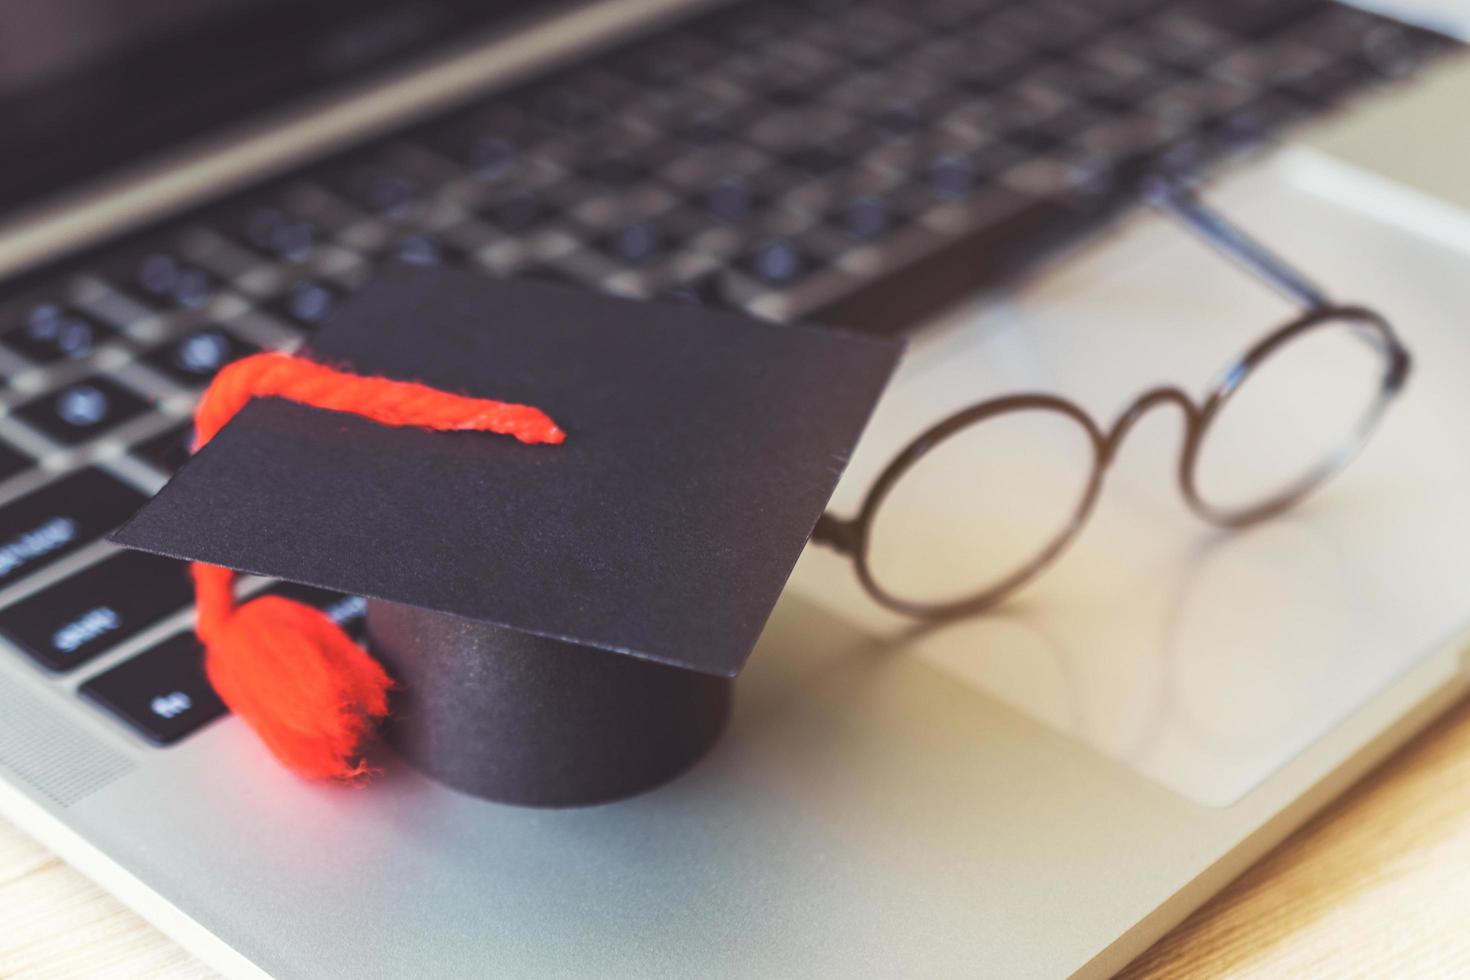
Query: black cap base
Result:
<box><xmin>366</xmin><ymin>600</ymin><xmax>732</xmax><ymax>807</ymax></box>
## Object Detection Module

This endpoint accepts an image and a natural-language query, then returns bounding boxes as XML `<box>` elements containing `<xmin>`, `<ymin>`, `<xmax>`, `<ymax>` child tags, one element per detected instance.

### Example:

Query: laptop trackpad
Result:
<box><xmin>787</xmin><ymin>151</ymin><xmax>1470</xmax><ymax>806</ymax></box>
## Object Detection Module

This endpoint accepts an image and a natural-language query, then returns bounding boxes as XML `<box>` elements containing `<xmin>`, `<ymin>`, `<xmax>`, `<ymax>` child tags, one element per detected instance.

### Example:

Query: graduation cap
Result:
<box><xmin>112</xmin><ymin>268</ymin><xmax>900</xmax><ymax>806</ymax></box>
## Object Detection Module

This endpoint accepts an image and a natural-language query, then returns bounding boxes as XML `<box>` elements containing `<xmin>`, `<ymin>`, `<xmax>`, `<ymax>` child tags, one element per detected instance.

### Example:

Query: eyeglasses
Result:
<box><xmin>813</xmin><ymin>177</ymin><xmax>1412</xmax><ymax>620</ymax></box>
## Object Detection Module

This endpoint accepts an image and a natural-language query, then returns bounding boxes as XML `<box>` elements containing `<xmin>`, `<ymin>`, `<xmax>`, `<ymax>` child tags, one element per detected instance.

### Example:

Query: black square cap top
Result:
<box><xmin>113</xmin><ymin>267</ymin><xmax>900</xmax><ymax>677</ymax></box>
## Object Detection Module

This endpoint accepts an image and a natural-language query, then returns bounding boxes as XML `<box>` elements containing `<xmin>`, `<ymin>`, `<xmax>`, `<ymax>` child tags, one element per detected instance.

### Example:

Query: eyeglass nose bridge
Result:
<box><xmin>1100</xmin><ymin>386</ymin><xmax>1203</xmax><ymax>469</ymax></box>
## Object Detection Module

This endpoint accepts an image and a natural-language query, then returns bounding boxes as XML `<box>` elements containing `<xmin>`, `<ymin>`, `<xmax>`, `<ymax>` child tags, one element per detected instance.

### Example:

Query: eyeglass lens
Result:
<box><xmin>1191</xmin><ymin>313</ymin><xmax>1397</xmax><ymax>521</ymax></box>
<box><xmin>862</xmin><ymin>404</ymin><xmax>1098</xmax><ymax>610</ymax></box>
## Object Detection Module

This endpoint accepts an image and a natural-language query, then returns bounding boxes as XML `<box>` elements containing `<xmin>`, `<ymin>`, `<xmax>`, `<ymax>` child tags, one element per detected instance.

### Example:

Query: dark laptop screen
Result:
<box><xmin>0</xmin><ymin>0</ymin><xmax>268</xmax><ymax>99</ymax></box>
<box><xmin>0</xmin><ymin>0</ymin><xmax>570</xmax><ymax>219</ymax></box>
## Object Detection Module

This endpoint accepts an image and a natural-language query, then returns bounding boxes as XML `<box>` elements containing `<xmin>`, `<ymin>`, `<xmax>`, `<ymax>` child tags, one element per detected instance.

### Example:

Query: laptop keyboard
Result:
<box><xmin>0</xmin><ymin>0</ymin><xmax>1456</xmax><ymax>749</ymax></box>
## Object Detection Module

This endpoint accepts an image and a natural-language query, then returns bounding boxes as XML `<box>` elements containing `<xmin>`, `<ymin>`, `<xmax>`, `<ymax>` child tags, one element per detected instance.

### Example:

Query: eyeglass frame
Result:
<box><xmin>812</xmin><ymin>177</ymin><xmax>1413</xmax><ymax>621</ymax></box>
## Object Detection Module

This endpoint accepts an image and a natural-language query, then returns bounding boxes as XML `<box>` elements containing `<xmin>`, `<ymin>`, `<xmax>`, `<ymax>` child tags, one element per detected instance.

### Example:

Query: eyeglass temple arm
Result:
<box><xmin>1143</xmin><ymin>176</ymin><xmax>1332</xmax><ymax>311</ymax></box>
<box><xmin>812</xmin><ymin>512</ymin><xmax>859</xmax><ymax>555</ymax></box>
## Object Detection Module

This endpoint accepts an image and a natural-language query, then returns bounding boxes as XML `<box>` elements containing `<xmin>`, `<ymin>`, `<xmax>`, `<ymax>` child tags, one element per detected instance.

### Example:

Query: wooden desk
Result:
<box><xmin>5</xmin><ymin>697</ymin><xmax>1470</xmax><ymax>978</ymax></box>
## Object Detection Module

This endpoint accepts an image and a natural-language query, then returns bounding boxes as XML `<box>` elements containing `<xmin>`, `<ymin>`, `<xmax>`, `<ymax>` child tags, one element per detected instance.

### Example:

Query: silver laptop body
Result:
<box><xmin>3</xmin><ymin>1</ymin><xmax>1470</xmax><ymax>976</ymax></box>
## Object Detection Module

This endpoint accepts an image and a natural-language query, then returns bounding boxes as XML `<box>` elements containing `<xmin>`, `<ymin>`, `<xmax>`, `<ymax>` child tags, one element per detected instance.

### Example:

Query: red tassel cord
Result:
<box><xmin>194</xmin><ymin>352</ymin><xmax>565</xmax><ymax>448</ymax></box>
<box><xmin>190</xmin><ymin>352</ymin><xmax>564</xmax><ymax>781</ymax></box>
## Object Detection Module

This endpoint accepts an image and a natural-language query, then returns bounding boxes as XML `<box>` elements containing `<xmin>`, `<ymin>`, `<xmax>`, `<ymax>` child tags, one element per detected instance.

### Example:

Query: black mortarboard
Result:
<box><xmin>112</xmin><ymin>267</ymin><xmax>900</xmax><ymax>806</ymax></box>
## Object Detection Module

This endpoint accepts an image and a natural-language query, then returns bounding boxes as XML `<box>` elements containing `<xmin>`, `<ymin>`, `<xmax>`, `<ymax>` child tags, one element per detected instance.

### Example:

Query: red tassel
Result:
<box><xmin>190</xmin><ymin>352</ymin><xmax>564</xmax><ymax>780</ymax></box>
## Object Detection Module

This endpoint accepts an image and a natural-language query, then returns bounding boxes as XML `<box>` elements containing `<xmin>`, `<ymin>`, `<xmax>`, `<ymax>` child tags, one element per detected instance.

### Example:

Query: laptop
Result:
<box><xmin>3</xmin><ymin>1</ymin><xmax>1470</xmax><ymax>976</ymax></box>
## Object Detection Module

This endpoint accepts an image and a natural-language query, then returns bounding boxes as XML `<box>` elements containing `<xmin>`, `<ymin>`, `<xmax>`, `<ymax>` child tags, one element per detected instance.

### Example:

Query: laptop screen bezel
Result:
<box><xmin>0</xmin><ymin>0</ymin><xmax>580</xmax><ymax>221</ymax></box>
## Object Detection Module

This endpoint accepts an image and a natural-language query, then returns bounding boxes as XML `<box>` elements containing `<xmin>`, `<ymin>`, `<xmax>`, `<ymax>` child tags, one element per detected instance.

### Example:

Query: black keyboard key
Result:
<box><xmin>460</xmin><ymin>135</ymin><xmax>520</xmax><ymax>180</ymax></box>
<box><xmin>267</xmin><ymin>583</ymin><xmax>368</xmax><ymax>641</ymax></box>
<box><xmin>0</xmin><ymin>550</ymin><xmax>192</xmax><ymax>673</ymax></box>
<box><xmin>1007</xmin><ymin>124</ymin><xmax>1066</xmax><ymax>155</ymax></box>
<box><xmin>911</xmin><ymin>0</ymin><xmax>979</xmax><ymax>29</ymax></box>
<box><xmin>676</xmin><ymin>111</ymin><xmax>732</xmax><ymax>147</ymax></box>
<box><xmin>483</xmin><ymin>189</ymin><xmax>552</xmax><ymax>232</ymax></box>
<box><xmin>0</xmin><ymin>469</ymin><xmax>146</xmax><ymax>588</ymax></box>
<box><xmin>13</xmin><ymin>377</ymin><xmax>151</xmax><ymax>446</ymax></box>
<box><xmin>239</xmin><ymin>206</ymin><xmax>319</xmax><ymax>263</ymax></box>
<box><xmin>1359</xmin><ymin>24</ymin><xmax>1441</xmax><ymax>80</ymax></box>
<box><xmin>338</xmin><ymin>165</ymin><xmax>422</xmax><ymax>218</ymax></box>
<box><xmin>0</xmin><ymin>443</ymin><xmax>30</xmax><ymax>483</ymax></box>
<box><xmin>766</xmin><ymin>84</ymin><xmax>815</xmax><ymax>108</ymax></box>
<box><xmin>845</xmin><ymin>35</ymin><xmax>904</xmax><ymax>69</ymax></box>
<box><xmin>143</xmin><ymin>327</ymin><xmax>258</xmax><ymax>389</ymax></box>
<box><xmin>1278</xmin><ymin>58</ymin><xmax>1376</xmax><ymax>106</ymax></box>
<box><xmin>388</xmin><ymin>233</ymin><xmax>458</xmax><ymax>268</ymax></box>
<box><xmin>132</xmin><ymin>252</ymin><xmax>216</xmax><ymax>309</ymax></box>
<box><xmin>582</xmin><ymin>152</ymin><xmax>645</xmax><ymax>187</ymax></box>
<box><xmin>133</xmin><ymin>422</ymin><xmax>194</xmax><ymax>474</ymax></box>
<box><xmin>599</xmin><ymin>221</ymin><xmax>663</xmax><ymax>265</ymax></box>
<box><xmin>744</xmin><ymin>238</ymin><xmax>809</xmax><ymax>286</ymax></box>
<box><xmin>841</xmin><ymin>195</ymin><xmax>894</xmax><ymax>240</ymax></box>
<box><xmin>872</xmin><ymin>100</ymin><xmax>922</xmax><ymax>140</ymax></box>
<box><xmin>787</xmin><ymin>145</ymin><xmax>847</xmax><ymax>175</ymax></box>
<box><xmin>80</xmin><ymin>634</ymin><xmax>227</xmax><ymax>745</ymax></box>
<box><xmin>615</xmin><ymin>35</ymin><xmax>719</xmax><ymax>85</ymax></box>
<box><xmin>663</xmin><ymin>271</ymin><xmax>732</xmax><ymax>307</ymax></box>
<box><xmin>1190</xmin><ymin>0</ymin><xmax>1327</xmax><ymax>38</ymax></box>
<box><xmin>2</xmin><ymin>304</ymin><xmax>117</xmax><ymax>364</ymax></box>
<box><xmin>528</xmin><ymin>87</ymin><xmax>599</xmax><ymax>130</ymax></box>
<box><xmin>1213</xmin><ymin>98</ymin><xmax>1281</xmax><ymax>147</ymax></box>
<box><xmin>699</xmin><ymin>5</ymin><xmax>797</xmax><ymax>49</ymax></box>
<box><xmin>702</xmin><ymin>176</ymin><xmax>758</xmax><ymax>222</ymax></box>
<box><xmin>788</xmin><ymin>0</ymin><xmax>858</xmax><ymax>13</ymax></box>
<box><xmin>270</xmin><ymin>280</ymin><xmax>341</xmax><ymax>329</ymax></box>
<box><xmin>950</xmin><ymin>56</ymin><xmax>1026</xmax><ymax>96</ymax></box>
<box><xmin>926</xmin><ymin>153</ymin><xmax>979</xmax><ymax>201</ymax></box>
